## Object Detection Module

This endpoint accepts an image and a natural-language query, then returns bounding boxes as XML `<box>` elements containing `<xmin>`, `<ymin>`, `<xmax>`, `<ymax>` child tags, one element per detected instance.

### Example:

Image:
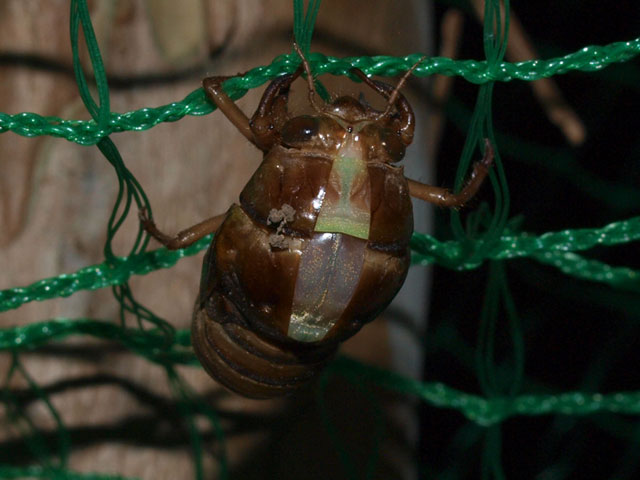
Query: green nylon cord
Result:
<box><xmin>3</xmin><ymin>215</ymin><xmax>639</xmax><ymax>313</ymax></box>
<box><xmin>293</xmin><ymin>0</ymin><xmax>321</xmax><ymax>55</ymax></box>
<box><xmin>3</xmin><ymin>320</ymin><xmax>640</xmax><ymax>428</ymax></box>
<box><xmin>330</xmin><ymin>357</ymin><xmax>640</xmax><ymax>427</ymax></box>
<box><xmin>3</xmin><ymin>4</ymin><xmax>220</xmax><ymax>479</ymax></box>
<box><xmin>0</xmin><ymin>38</ymin><xmax>638</xmax><ymax>146</ymax></box>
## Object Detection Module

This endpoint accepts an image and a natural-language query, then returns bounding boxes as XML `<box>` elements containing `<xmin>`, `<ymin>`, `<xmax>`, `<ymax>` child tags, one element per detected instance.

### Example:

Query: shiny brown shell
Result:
<box><xmin>192</xmin><ymin>70</ymin><xmax>416</xmax><ymax>398</ymax></box>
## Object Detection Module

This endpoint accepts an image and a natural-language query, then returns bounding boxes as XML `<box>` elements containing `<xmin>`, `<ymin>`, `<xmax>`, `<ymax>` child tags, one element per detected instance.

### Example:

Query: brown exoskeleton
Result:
<box><xmin>140</xmin><ymin>48</ymin><xmax>493</xmax><ymax>398</ymax></box>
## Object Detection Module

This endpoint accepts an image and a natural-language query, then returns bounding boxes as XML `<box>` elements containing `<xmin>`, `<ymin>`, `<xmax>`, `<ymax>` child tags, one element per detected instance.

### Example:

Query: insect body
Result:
<box><xmin>141</xmin><ymin>52</ymin><xmax>493</xmax><ymax>398</ymax></box>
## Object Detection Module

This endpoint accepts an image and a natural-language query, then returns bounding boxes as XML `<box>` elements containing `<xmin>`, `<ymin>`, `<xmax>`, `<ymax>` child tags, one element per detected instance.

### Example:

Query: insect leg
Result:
<box><xmin>349</xmin><ymin>68</ymin><xmax>388</xmax><ymax>97</ymax></box>
<box><xmin>139</xmin><ymin>208</ymin><xmax>226</xmax><ymax>250</ymax></box>
<box><xmin>350</xmin><ymin>69</ymin><xmax>416</xmax><ymax>146</ymax></box>
<box><xmin>379</xmin><ymin>56</ymin><xmax>426</xmax><ymax>118</ymax></box>
<box><xmin>249</xmin><ymin>69</ymin><xmax>301</xmax><ymax>151</ymax></box>
<box><xmin>408</xmin><ymin>139</ymin><xmax>494</xmax><ymax>207</ymax></box>
<box><xmin>203</xmin><ymin>76</ymin><xmax>255</xmax><ymax>144</ymax></box>
<box><xmin>293</xmin><ymin>43</ymin><xmax>326</xmax><ymax>115</ymax></box>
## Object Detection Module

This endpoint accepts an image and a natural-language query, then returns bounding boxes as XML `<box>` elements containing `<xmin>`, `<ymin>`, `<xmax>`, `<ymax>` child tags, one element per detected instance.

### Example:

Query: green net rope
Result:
<box><xmin>1</xmin><ymin>0</ymin><xmax>640</xmax><ymax>478</ymax></box>
<box><xmin>4</xmin><ymin>320</ymin><xmax>640</xmax><ymax>427</ymax></box>
<box><xmin>1</xmin><ymin>38</ymin><xmax>638</xmax><ymax>146</ymax></box>
<box><xmin>2</xmin><ymin>214</ymin><xmax>639</xmax><ymax>313</ymax></box>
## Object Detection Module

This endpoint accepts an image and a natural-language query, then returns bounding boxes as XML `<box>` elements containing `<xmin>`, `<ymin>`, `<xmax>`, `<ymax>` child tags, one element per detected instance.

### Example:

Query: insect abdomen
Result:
<box><xmin>192</xmin><ymin>302</ymin><xmax>334</xmax><ymax>399</ymax></box>
<box><xmin>192</xmin><ymin>151</ymin><xmax>412</xmax><ymax>397</ymax></box>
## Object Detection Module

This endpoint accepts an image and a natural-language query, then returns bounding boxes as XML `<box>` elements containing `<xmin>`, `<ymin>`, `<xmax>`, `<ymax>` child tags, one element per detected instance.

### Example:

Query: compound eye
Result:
<box><xmin>281</xmin><ymin>116</ymin><xmax>319</xmax><ymax>147</ymax></box>
<box><xmin>380</xmin><ymin>128</ymin><xmax>405</xmax><ymax>162</ymax></box>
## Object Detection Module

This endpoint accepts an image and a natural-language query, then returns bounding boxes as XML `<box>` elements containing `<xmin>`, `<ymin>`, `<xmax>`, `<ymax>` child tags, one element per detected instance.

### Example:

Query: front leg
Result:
<box><xmin>408</xmin><ymin>139</ymin><xmax>494</xmax><ymax>207</ymax></box>
<box><xmin>203</xmin><ymin>75</ymin><xmax>255</xmax><ymax>144</ymax></box>
<box><xmin>139</xmin><ymin>208</ymin><xmax>226</xmax><ymax>250</ymax></box>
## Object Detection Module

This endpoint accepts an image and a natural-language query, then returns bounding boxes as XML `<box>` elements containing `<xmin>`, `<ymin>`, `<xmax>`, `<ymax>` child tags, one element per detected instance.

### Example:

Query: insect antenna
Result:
<box><xmin>378</xmin><ymin>55</ymin><xmax>426</xmax><ymax>119</ymax></box>
<box><xmin>293</xmin><ymin>42</ymin><xmax>327</xmax><ymax>115</ymax></box>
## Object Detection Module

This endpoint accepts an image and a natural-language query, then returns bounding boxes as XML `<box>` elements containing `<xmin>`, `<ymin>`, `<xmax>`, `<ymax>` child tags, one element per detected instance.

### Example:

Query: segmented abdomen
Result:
<box><xmin>191</xmin><ymin>148</ymin><xmax>412</xmax><ymax>396</ymax></box>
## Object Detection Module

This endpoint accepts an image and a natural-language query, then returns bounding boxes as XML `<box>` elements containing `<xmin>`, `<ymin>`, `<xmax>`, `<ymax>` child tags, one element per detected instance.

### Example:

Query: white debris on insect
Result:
<box><xmin>267</xmin><ymin>203</ymin><xmax>296</xmax><ymax>249</ymax></box>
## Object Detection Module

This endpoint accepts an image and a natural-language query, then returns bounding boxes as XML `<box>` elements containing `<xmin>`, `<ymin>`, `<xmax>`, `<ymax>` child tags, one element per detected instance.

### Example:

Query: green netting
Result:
<box><xmin>1</xmin><ymin>38</ymin><xmax>638</xmax><ymax>147</ymax></box>
<box><xmin>1</xmin><ymin>0</ymin><xmax>640</xmax><ymax>478</ymax></box>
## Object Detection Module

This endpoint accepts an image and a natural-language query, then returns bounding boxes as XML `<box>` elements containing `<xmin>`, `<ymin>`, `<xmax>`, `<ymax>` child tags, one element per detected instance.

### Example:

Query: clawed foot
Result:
<box><xmin>476</xmin><ymin>138</ymin><xmax>494</xmax><ymax>171</ymax></box>
<box><xmin>139</xmin><ymin>207</ymin><xmax>171</xmax><ymax>245</ymax></box>
<box><xmin>469</xmin><ymin>138</ymin><xmax>494</xmax><ymax>180</ymax></box>
<box><xmin>138</xmin><ymin>207</ymin><xmax>154</xmax><ymax>233</ymax></box>
<box><xmin>480</xmin><ymin>138</ymin><xmax>494</xmax><ymax>169</ymax></box>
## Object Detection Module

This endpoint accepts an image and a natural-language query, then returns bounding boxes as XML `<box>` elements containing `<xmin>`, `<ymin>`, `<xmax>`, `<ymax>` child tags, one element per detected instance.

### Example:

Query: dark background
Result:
<box><xmin>419</xmin><ymin>1</ymin><xmax>640</xmax><ymax>478</ymax></box>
